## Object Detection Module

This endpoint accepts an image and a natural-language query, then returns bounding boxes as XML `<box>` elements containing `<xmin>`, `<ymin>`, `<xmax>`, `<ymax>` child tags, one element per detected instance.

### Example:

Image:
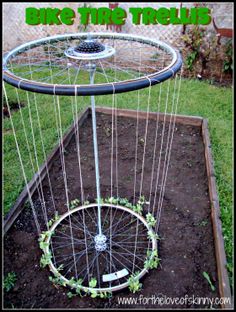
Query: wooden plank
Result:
<box><xmin>3</xmin><ymin>107</ymin><xmax>90</xmax><ymax>234</ymax></box>
<box><xmin>202</xmin><ymin>119</ymin><xmax>232</xmax><ymax>308</ymax></box>
<box><xmin>95</xmin><ymin>106</ymin><xmax>203</xmax><ymax>127</ymax></box>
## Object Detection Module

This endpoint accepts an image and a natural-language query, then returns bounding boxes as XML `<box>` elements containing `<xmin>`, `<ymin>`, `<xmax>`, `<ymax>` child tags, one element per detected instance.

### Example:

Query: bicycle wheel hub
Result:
<box><xmin>94</xmin><ymin>234</ymin><xmax>107</xmax><ymax>251</ymax></box>
<box><xmin>64</xmin><ymin>37</ymin><xmax>115</xmax><ymax>61</ymax></box>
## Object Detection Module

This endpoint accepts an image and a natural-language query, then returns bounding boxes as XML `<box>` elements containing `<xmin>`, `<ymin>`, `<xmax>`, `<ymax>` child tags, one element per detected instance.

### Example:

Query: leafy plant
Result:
<box><xmin>132</xmin><ymin>203</ymin><xmax>143</xmax><ymax>215</ymax></box>
<box><xmin>47</xmin><ymin>212</ymin><xmax>60</xmax><ymax>227</ymax></box>
<box><xmin>68</xmin><ymin>277</ymin><xmax>83</xmax><ymax>291</ymax></box>
<box><xmin>98</xmin><ymin>291</ymin><xmax>112</xmax><ymax>299</ymax></box>
<box><xmin>39</xmin><ymin>240</ymin><xmax>49</xmax><ymax>250</ymax></box>
<box><xmin>182</xmin><ymin>26</ymin><xmax>204</xmax><ymax>71</ymax></box>
<box><xmin>89</xmin><ymin>277</ymin><xmax>98</xmax><ymax>298</ymax></box>
<box><xmin>147</xmin><ymin>230</ymin><xmax>160</xmax><ymax>240</ymax></box>
<box><xmin>105</xmin><ymin>197</ymin><xmax>118</xmax><ymax>204</ymax></box>
<box><xmin>4</xmin><ymin>272</ymin><xmax>17</xmax><ymax>292</ymax></box>
<box><xmin>67</xmin><ymin>291</ymin><xmax>76</xmax><ymax>299</ymax></box>
<box><xmin>90</xmin><ymin>290</ymin><xmax>98</xmax><ymax>298</ymax></box>
<box><xmin>182</xmin><ymin>26</ymin><xmax>218</xmax><ymax>74</ymax></box>
<box><xmin>144</xmin><ymin>249</ymin><xmax>160</xmax><ymax>270</ymax></box>
<box><xmin>96</xmin><ymin>197</ymin><xmax>104</xmax><ymax>204</ymax></box>
<box><xmin>138</xmin><ymin>195</ymin><xmax>149</xmax><ymax>206</ymax></box>
<box><xmin>38</xmin><ymin>230</ymin><xmax>54</xmax><ymax>250</ymax></box>
<box><xmin>89</xmin><ymin>277</ymin><xmax>97</xmax><ymax>288</ymax></box>
<box><xmin>104</xmin><ymin>196</ymin><xmax>146</xmax><ymax>215</ymax></box>
<box><xmin>38</xmin><ymin>230</ymin><xmax>54</xmax><ymax>243</ymax></box>
<box><xmin>118</xmin><ymin>197</ymin><xmax>129</xmax><ymax>205</ymax></box>
<box><xmin>203</xmin><ymin>271</ymin><xmax>215</xmax><ymax>291</ymax></box>
<box><xmin>69</xmin><ymin>198</ymin><xmax>80</xmax><ymax>209</ymax></box>
<box><xmin>49</xmin><ymin>275</ymin><xmax>66</xmax><ymax>287</ymax></box>
<box><xmin>199</xmin><ymin>220</ymin><xmax>208</xmax><ymax>227</ymax></box>
<box><xmin>146</xmin><ymin>213</ymin><xmax>156</xmax><ymax>227</ymax></box>
<box><xmin>40</xmin><ymin>252</ymin><xmax>52</xmax><ymax>268</ymax></box>
<box><xmin>223</xmin><ymin>40</ymin><xmax>233</xmax><ymax>73</ymax></box>
<box><xmin>57</xmin><ymin>264</ymin><xmax>64</xmax><ymax>272</ymax></box>
<box><xmin>124</xmin><ymin>202</ymin><xmax>134</xmax><ymax>209</ymax></box>
<box><xmin>50</xmin><ymin>273</ymin><xmax>111</xmax><ymax>299</ymax></box>
<box><xmin>185</xmin><ymin>51</ymin><xmax>198</xmax><ymax>71</ymax></box>
<box><xmin>128</xmin><ymin>272</ymin><xmax>142</xmax><ymax>293</ymax></box>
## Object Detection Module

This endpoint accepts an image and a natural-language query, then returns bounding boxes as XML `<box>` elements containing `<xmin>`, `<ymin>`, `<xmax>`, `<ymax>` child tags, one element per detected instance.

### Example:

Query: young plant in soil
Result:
<box><xmin>146</xmin><ymin>213</ymin><xmax>157</xmax><ymax>227</ymax></box>
<box><xmin>128</xmin><ymin>272</ymin><xmax>143</xmax><ymax>293</ymax></box>
<box><xmin>69</xmin><ymin>199</ymin><xmax>80</xmax><ymax>209</ymax></box>
<box><xmin>39</xmin><ymin>229</ymin><xmax>55</xmax><ymax>267</ymax></box>
<box><xmin>4</xmin><ymin>272</ymin><xmax>17</xmax><ymax>292</ymax></box>
<box><xmin>47</xmin><ymin>211</ymin><xmax>60</xmax><ymax>227</ymax></box>
<box><xmin>203</xmin><ymin>271</ymin><xmax>215</xmax><ymax>292</ymax></box>
<box><xmin>144</xmin><ymin>250</ymin><xmax>160</xmax><ymax>270</ymax></box>
<box><xmin>66</xmin><ymin>277</ymin><xmax>112</xmax><ymax>299</ymax></box>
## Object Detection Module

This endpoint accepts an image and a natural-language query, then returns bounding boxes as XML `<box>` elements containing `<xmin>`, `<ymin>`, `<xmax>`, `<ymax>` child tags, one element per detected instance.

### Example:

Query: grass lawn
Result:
<box><xmin>3</xmin><ymin>77</ymin><xmax>233</xmax><ymax>283</ymax></box>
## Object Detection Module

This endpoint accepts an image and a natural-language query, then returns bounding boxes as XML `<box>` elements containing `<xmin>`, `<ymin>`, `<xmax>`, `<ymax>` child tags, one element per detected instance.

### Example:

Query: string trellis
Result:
<box><xmin>3</xmin><ymin>32</ymin><xmax>182</xmax><ymax>295</ymax></box>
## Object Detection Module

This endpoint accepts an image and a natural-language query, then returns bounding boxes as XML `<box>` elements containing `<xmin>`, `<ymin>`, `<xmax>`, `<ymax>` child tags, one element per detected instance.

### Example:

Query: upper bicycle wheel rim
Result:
<box><xmin>3</xmin><ymin>32</ymin><xmax>183</xmax><ymax>96</ymax></box>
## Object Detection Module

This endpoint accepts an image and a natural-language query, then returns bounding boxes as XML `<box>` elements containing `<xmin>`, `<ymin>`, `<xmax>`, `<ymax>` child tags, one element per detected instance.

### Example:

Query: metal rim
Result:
<box><xmin>3</xmin><ymin>32</ymin><xmax>182</xmax><ymax>96</ymax></box>
<box><xmin>44</xmin><ymin>203</ymin><xmax>157</xmax><ymax>293</ymax></box>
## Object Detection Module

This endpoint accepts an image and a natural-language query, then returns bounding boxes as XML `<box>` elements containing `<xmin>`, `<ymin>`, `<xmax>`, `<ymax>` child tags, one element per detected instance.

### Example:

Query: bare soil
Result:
<box><xmin>4</xmin><ymin>111</ymin><xmax>220</xmax><ymax>309</ymax></box>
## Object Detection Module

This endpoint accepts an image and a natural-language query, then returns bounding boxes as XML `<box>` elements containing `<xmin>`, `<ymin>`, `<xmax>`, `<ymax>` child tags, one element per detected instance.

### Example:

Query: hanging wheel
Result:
<box><xmin>3</xmin><ymin>32</ymin><xmax>182</xmax><ymax>96</ymax></box>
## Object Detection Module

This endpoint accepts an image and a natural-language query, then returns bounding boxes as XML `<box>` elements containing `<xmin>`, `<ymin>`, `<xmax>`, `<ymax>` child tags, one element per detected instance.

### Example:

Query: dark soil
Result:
<box><xmin>4</xmin><ymin>111</ymin><xmax>220</xmax><ymax>309</ymax></box>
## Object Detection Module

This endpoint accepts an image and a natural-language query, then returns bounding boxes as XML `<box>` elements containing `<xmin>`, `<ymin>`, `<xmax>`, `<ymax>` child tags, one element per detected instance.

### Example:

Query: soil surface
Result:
<box><xmin>4</xmin><ymin>111</ymin><xmax>219</xmax><ymax>309</ymax></box>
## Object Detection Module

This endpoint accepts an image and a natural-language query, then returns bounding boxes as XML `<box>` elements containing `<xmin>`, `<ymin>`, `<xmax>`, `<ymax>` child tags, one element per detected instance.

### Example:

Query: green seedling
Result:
<box><xmin>47</xmin><ymin>212</ymin><xmax>60</xmax><ymax>227</ymax></box>
<box><xmin>199</xmin><ymin>220</ymin><xmax>208</xmax><ymax>226</ymax></box>
<box><xmin>89</xmin><ymin>277</ymin><xmax>97</xmax><ymax>288</ymax></box>
<box><xmin>39</xmin><ymin>230</ymin><xmax>54</xmax><ymax>250</ymax></box>
<box><xmin>144</xmin><ymin>249</ymin><xmax>160</xmax><ymax>270</ymax></box>
<box><xmin>105</xmin><ymin>197</ymin><xmax>118</xmax><ymax>204</ymax></box>
<box><xmin>38</xmin><ymin>230</ymin><xmax>54</xmax><ymax>243</ymax></box>
<box><xmin>40</xmin><ymin>252</ymin><xmax>52</xmax><ymax>268</ymax></box>
<box><xmin>39</xmin><ymin>241</ymin><xmax>49</xmax><ymax>250</ymax></box>
<box><xmin>146</xmin><ymin>213</ymin><xmax>157</xmax><ymax>227</ymax></box>
<box><xmin>148</xmin><ymin>230</ymin><xmax>160</xmax><ymax>240</ymax></box>
<box><xmin>132</xmin><ymin>203</ymin><xmax>143</xmax><ymax>215</ymax></box>
<box><xmin>67</xmin><ymin>291</ymin><xmax>76</xmax><ymax>299</ymax></box>
<box><xmin>89</xmin><ymin>277</ymin><xmax>98</xmax><ymax>298</ymax></box>
<box><xmin>69</xmin><ymin>198</ymin><xmax>80</xmax><ymax>209</ymax></box>
<box><xmin>128</xmin><ymin>273</ymin><xmax>142</xmax><ymax>293</ymax></box>
<box><xmin>118</xmin><ymin>197</ymin><xmax>129</xmax><ymax>205</ymax></box>
<box><xmin>57</xmin><ymin>264</ymin><xmax>64</xmax><ymax>272</ymax></box>
<box><xmin>49</xmin><ymin>275</ymin><xmax>66</xmax><ymax>287</ymax></box>
<box><xmin>125</xmin><ymin>202</ymin><xmax>134</xmax><ymax>209</ymax></box>
<box><xmin>4</xmin><ymin>272</ymin><xmax>17</xmax><ymax>292</ymax></box>
<box><xmin>90</xmin><ymin>289</ymin><xmax>98</xmax><ymax>298</ymax></box>
<box><xmin>99</xmin><ymin>291</ymin><xmax>112</xmax><ymax>298</ymax></box>
<box><xmin>96</xmin><ymin>198</ymin><xmax>104</xmax><ymax>204</ymax></box>
<box><xmin>203</xmin><ymin>271</ymin><xmax>215</xmax><ymax>291</ymax></box>
<box><xmin>137</xmin><ymin>195</ymin><xmax>146</xmax><ymax>205</ymax></box>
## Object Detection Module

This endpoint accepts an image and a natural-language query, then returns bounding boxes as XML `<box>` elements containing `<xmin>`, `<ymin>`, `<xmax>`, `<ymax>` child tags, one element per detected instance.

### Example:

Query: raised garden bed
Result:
<box><xmin>4</xmin><ymin>107</ymin><xmax>231</xmax><ymax>309</ymax></box>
